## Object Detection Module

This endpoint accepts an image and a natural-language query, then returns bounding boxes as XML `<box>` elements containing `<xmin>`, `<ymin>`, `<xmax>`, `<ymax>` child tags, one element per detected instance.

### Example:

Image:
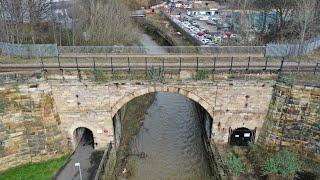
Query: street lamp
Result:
<box><xmin>75</xmin><ymin>162</ymin><xmax>83</xmax><ymax>180</ymax></box>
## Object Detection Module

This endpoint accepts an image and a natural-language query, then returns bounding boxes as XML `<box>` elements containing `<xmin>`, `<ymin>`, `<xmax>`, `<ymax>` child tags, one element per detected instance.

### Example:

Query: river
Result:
<box><xmin>126</xmin><ymin>93</ymin><xmax>212</xmax><ymax>180</ymax></box>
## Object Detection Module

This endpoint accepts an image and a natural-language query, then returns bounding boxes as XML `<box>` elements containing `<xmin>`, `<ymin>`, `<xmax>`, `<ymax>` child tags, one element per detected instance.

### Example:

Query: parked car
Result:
<box><xmin>201</xmin><ymin>38</ymin><xmax>210</xmax><ymax>44</ymax></box>
<box><xmin>204</xmin><ymin>34</ymin><xmax>212</xmax><ymax>40</ymax></box>
<box><xmin>197</xmin><ymin>31</ymin><xmax>205</xmax><ymax>36</ymax></box>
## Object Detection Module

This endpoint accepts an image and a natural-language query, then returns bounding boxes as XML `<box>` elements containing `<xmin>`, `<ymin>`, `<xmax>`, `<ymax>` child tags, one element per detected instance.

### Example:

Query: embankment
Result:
<box><xmin>106</xmin><ymin>93</ymin><xmax>155</xmax><ymax>179</ymax></box>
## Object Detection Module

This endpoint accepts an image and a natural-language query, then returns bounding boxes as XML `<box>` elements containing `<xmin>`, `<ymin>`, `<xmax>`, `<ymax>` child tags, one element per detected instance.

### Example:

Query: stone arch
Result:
<box><xmin>69</xmin><ymin>123</ymin><xmax>96</xmax><ymax>149</ymax></box>
<box><xmin>110</xmin><ymin>85</ymin><xmax>214</xmax><ymax>120</ymax></box>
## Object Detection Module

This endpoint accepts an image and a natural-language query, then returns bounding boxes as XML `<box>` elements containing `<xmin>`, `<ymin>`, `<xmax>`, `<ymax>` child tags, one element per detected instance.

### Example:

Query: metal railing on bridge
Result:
<box><xmin>1</xmin><ymin>55</ymin><xmax>319</xmax><ymax>74</ymax></box>
<box><xmin>34</xmin><ymin>55</ymin><xmax>319</xmax><ymax>74</ymax></box>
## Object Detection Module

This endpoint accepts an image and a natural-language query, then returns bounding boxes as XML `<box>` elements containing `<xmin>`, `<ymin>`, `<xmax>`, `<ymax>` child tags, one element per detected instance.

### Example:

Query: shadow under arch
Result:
<box><xmin>110</xmin><ymin>85</ymin><xmax>214</xmax><ymax>120</ymax></box>
<box><xmin>229</xmin><ymin>127</ymin><xmax>255</xmax><ymax>146</ymax></box>
<box><xmin>73</xmin><ymin>127</ymin><xmax>95</xmax><ymax>149</ymax></box>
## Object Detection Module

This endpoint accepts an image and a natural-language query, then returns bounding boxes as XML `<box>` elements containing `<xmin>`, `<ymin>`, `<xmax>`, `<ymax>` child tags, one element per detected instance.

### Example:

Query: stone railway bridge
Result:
<box><xmin>1</xmin><ymin>69</ymin><xmax>319</xmax><ymax>172</ymax></box>
<box><xmin>48</xmin><ymin>74</ymin><xmax>273</xmax><ymax>149</ymax></box>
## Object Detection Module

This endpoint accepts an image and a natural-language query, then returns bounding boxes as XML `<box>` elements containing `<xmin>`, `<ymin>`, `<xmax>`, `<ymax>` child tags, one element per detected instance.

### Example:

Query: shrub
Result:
<box><xmin>261</xmin><ymin>150</ymin><xmax>302</xmax><ymax>178</ymax></box>
<box><xmin>224</xmin><ymin>153</ymin><xmax>244</xmax><ymax>175</ymax></box>
<box><xmin>194</xmin><ymin>70</ymin><xmax>210</xmax><ymax>81</ymax></box>
<box><xmin>93</xmin><ymin>69</ymin><xmax>107</xmax><ymax>82</ymax></box>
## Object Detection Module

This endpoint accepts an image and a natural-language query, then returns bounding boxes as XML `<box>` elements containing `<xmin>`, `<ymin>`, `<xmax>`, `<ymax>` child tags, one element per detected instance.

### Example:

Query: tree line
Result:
<box><xmin>0</xmin><ymin>0</ymin><xmax>139</xmax><ymax>46</ymax></box>
<box><xmin>226</xmin><ymin>0</ymin><xmax>320</xmax><ymax>43</ymax></box>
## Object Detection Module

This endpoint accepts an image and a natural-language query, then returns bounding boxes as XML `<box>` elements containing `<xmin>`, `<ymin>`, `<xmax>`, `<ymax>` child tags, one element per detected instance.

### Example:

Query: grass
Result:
<box><xmin>0</xmin><ymin>55</ymin><xmax>39</xmax><ymax>64</ymax></box>
<box><xmin>0</xmin><ymin>155</ymin><xmax>68</xmax><ymax>180</ymax></box>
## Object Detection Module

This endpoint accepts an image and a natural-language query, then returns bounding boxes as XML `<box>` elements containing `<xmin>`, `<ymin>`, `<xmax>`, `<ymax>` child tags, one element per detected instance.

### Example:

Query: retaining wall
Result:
<box><xmin>0</xmin><ymin>75</ymin><xmax>68</xmax><ymax>172</ymax></box>
<box><xmin>258</xmin><ymin>83</ymin><xmax>320</xmax><ymax>162</ymax></box>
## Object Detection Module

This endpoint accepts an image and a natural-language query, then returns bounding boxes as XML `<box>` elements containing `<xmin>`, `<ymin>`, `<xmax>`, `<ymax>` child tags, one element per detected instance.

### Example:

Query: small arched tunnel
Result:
<box><xmin>73</xmin><ymin>127</ymin><xmax>95</xmax><ymax>149</ymax></box>
<box><xmin>229</xmin><ymin>127</ymin><xmax>256</xmax><ymax>146</ymax></box>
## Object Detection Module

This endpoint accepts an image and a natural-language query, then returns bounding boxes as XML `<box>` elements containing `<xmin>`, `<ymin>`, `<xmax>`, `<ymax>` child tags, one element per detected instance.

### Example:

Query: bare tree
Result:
<box><xmin>27</xmin><ymin>0</ymin><xmax>51</xmax><ymax>43</ymax></box>
<box><xmin>293</xmin><ymin>0</ymin><xmax>317</xmax><ymax>44</ymax></box>
<box><xmin>72</xmin><ymin>0</ymin><xmax>139</xmax><ymax>46</ymax></box>
<box><xmin>0</xmin><ymin>0</ymin><xmax>27</xmax><ymax>43</ymax></box>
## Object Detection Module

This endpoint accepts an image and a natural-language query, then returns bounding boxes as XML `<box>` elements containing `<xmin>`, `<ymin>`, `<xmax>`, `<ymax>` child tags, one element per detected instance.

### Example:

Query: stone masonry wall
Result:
<box><xmin>258</xmin><ymin>83</ymin><xmax>320</xmax><ymax>162</ymax></box>
<box><xmin>0</xmin><ymin>80</ymin><xmax>68</xmax><ymax>172</ymax></box>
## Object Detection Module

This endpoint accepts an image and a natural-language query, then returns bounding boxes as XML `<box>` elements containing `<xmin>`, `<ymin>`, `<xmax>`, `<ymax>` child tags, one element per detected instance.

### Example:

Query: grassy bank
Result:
<box><xmin>0</xmin><ymin>155</ymin><xmax>68</xmax><ymax>180</ymax></box>
<box><xmin>217</xmin><ymin>145</ymin><xmax>320</xmax><ymax>180</ymax></box>
<box><xmin>108</xmin><ymin>93</ymin><xmax>155</xmax><ymax>179</ymax></box>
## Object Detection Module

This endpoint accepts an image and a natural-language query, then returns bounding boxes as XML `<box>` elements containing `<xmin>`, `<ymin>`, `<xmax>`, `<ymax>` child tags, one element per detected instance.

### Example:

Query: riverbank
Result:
<box><xmin>109</xmin><ymin>93</ymin><xmax>155</xmax><ymax>179</ymax></box>
<box><xmin>0</xmin><ymin>155</ymin><xmax>68</xmax><ymax>180</ymax></box>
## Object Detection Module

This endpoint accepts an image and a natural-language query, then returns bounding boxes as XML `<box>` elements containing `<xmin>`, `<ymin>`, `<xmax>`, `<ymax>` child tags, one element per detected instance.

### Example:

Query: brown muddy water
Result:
<box><xmin>127</xmin><ymin>93</ymin><xmax>212</xmax><ymax>180</ymax></box>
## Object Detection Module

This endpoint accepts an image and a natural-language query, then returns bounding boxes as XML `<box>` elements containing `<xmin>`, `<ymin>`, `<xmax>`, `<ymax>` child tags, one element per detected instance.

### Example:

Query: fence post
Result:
<box><xmin>314</xmin><ymin>63</ymin><xmax>319</xmax><ymax>75</ymax></box>
<box><xmin>127</xmin><ymin>57</ymin><xmax>131</xmax><ymax>73</ymax></box>
<box><xmin>76</xmin><ymin>57</ymin><xmax>80</xmax><ymax>72</ymax></box>
<box><xmin>93</xmin><ymin>57</ymin><xmax>96</xmax><ymax>70</ymax></box>
<box><xmin>110</xmin><ymin>57</ymin><xmax>113</xmax><ymax>72</ymax></box>
<box><xmin>179</xmin><ymin>57</ymin><xmax>182</xmax><ymax>73</ymax></box>
<box><xmin>145</xmin><ymin>57</ymin><xmax>148</xmax><ymax>73</ymax></box>
<box><xmin>229</xmin><ymin>57</ymin><xmax>233</xmax><ymax>71</ymax></box>
<box><xmin>57</xmin><ymin>54</ymin><xmax>63</xmax><ymax>72</ymax></box>
<box><xmin>40</xmin><ymin>56</ymin><xmax>45</xmax><ymax>72</ymax></box>
<box><xmin>279</xmin><ymin>57</ymin><xmax>284</xmax><ymax>72</ymax></box>
<box><xmin>162</xmin><ymin>58</ymin><xmax>164</xmax><ymax>71</ymax></box>
<box><xmin>297</xmin><ymin>61</ymin><xmax>300</xmax><ymax>73</ymax></box>
<box><xmin>212</xmin><ymin>57</ymin><xmax>216</xmax><ymax>72</ymax></box>
<box><xmin>263</xmin><ymin>57</ymin><xmax>268</xmax><ymax>71</ymax></box>
<box><xmin>246</xmin><ymin>56</ymin><xmax>251</xmax><ymax>71</ymax></box>
<box><xmin>196</xmin><ymin>57</ymin><xmax>199</xmax><ymax>71</ymax></box>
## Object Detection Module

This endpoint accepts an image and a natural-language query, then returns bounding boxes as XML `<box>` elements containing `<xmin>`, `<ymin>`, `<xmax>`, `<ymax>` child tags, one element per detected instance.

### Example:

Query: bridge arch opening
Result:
<box><xmin>111</xmin><ymin>89</ymin><xmax>214</xmax><ymax>145</ymax></box>
<box><xmin>110</xmin><ymin>91</ymin><xmax>215</xmax><ymax>178</ymax></box>
<box><xmin>73</xmin><ymin>127</ymin><xmax>95</xmax><ymax>149</ymax></box>
<box><xmin>111</xmin><ymin>86</ymin><xmax>214</xmax><ymax>121</ymax></box>
<box><xmin>229</xmin><ymin>127</ymin><xmax>255</xmax><ymax>146</ymax></box>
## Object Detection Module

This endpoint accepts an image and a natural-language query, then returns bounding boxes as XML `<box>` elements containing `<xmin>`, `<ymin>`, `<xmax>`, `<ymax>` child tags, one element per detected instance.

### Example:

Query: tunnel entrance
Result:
<box><xmin>74</xmin><ymin>127</ymin><xmax>95</xmax><ymax>149</ymax></box>
<box><xmin>229</xmin><ymin>127</ymin><xmax>255</xmax><ymax>146</ymax></box>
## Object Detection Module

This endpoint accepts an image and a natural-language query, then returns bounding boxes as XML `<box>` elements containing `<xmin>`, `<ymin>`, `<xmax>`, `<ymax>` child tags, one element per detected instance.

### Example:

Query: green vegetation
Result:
<box><xmin>261</xmin><ymin>150</ymin><xmax>302</xmax><ymax>178</ymax></box>
<box><xmin>246</xmin><ymin>144</ymin><xmax>304</xmax><ymax>178</ymax></box>
<box><xmin>0</xmin><ymin>55</ymin><xmax>39</xmax><ymax>64</ymax></box>
<box><xmin>0</xmin><ymin>155</ymin><xmax>68</xmax><ymax>180</ymax></box>
<box><xmin>224</xmin><ymin>153</ymin><xmax>244</xmax><ymax>175</ymax></box>
<box><xmin>194</xmin><ymin>70</ymin><xmax>210</xmax><ymax>81</ymax></box>
<box><xmin>91</xmin><ymin>69</ymin><xmax>107</xmax><ymax>82</ymax></box>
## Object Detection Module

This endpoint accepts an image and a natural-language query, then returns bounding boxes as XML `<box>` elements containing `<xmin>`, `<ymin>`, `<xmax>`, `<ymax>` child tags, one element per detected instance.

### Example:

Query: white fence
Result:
<box><xmin>266</xmin><ymin>37</ymin><xmax>320</xmax><ymax>57</ymax></box>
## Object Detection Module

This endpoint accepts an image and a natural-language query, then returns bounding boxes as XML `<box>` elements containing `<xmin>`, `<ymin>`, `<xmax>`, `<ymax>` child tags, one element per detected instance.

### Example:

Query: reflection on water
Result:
<box><xmin>128</xmin><ymin>93</ymin><xmax>212</xmax><ymax>180</ymax></box>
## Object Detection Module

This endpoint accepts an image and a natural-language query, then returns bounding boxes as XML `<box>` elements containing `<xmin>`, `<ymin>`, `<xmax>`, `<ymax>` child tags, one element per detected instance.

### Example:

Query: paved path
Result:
<box><xmin>57</xmin><ymin>137</ymin><xmax>94</xmax><ymax>180</ymax></box>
